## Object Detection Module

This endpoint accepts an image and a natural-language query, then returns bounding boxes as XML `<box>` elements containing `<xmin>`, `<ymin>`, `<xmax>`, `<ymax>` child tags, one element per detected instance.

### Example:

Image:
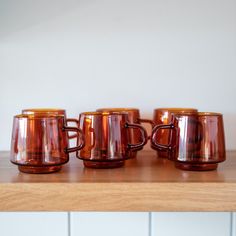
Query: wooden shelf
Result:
<box><xmin>0</xmin><ymin>150</ymin><xmax>236</xmax><ymax>211</ymax></box>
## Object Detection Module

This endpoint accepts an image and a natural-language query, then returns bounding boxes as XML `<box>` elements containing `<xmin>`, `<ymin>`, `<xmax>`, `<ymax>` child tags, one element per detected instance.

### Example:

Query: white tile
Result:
<box><xmin>232</xmin><ymin>212</ymin><xmax>236</xmax><ymax>236</ymax></box>
<box><xmin>71</xmin><ymin>212</ymin><xmax>149</xmax><ymax>236</ymax></box>
<box><xmin>152</xmin><ymin>212</ymin><xmax>230</xmax><ymax>236</ymax></box>
<box><xmin>0</xmin><ymin>212</ymin><xmax>68</xmax><ymax>236</ymax></box>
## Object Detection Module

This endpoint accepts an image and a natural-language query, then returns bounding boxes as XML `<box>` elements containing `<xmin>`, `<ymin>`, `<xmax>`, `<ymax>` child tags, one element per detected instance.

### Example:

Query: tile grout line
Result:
<box><xmin>149</xmin><ymin>212</ymin><xmax>152</xmax><ymax>236</ymax></box>
<box><xmin>230</xmin><ymin>212</ymin><xmax>234</xmax><ymax>236</ymax></box>
<box><xmin>68</xmin><ymin>212</ymin><xmax>71</xmax><ymax>236</ymax></box>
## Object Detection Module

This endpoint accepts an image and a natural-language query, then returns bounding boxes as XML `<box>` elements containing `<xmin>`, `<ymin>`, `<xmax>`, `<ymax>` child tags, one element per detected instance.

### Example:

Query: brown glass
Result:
<box><xmin>151</xmin><ymin>112</ymin><xmax>226</xmax><ymax>171</ymax></box>
<box><xmin>77</xmin><ymin>111</ymin><xmax>148</xmax><ymax>168</ymax></box>
<box><xmin>22</xmin><ymin>108</ymin><xmax>78</xmax><ymax>139</ymax></box>
<box><xmin>152</xmin><ymin>108</ymin><xmax>198</xmax><ymax>158</ymax></box>
<box><xmin>22</xmin><ymin>108</ymin><xmax>67</xmax><ymax>116</ymax></box>
<box><xmin>96</xmin><ymin>108</ymin><xmax>152</xmax><ymax>158</ymax></box>
<box><xmin>10</xmin><ymin>114</ymin><xmax>84</xmax><ymax>174</ymax></box>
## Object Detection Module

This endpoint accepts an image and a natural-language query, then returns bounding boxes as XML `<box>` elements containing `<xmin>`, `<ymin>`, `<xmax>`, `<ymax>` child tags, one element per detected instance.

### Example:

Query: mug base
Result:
<box><xmin>175</xmin><ymin>162</ymin><xmax>218</xmax><ymax>171</ymax></box>
<box><xmin>18</xmin><ymin>165</ymin><xmax>62</xmax><ymax>174</ymax></box>
<box><xmin>83</xmin><ymin>160</ymin><xmax>125</xmax><ymax>169</ymax></box>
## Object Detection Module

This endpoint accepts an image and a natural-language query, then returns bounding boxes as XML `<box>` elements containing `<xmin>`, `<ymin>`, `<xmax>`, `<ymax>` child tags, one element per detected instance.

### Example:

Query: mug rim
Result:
<box><xmin>22</xmin><ymin>108</ymin><xmax>65</xmax><ymax>113</ymax></box>
<box><xmin>97</xmin><ymin>108</ymin><xmax>140</xmax><ymax>112</ymax></box>
<box><xmin>14</xmin><ymin>114</ymin><xmax>65</xmax><ymax>119</ymax></box>
<box><xmin>154</xmin><ymin>108</ymin><xmax>198</xmax><ymax>112</ymax></box>
<box><xmin>198</xmin><ymin>112</ymin><xmax>223</xmax><ymax>116</ymax></box>
<box><xmin>80</xmin><ymin>111</ymin><xmax>129</xmax><ymax>116</ymax></box>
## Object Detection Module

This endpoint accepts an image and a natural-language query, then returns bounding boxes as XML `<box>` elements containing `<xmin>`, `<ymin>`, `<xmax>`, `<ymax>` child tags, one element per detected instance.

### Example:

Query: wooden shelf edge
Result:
<box><xmin>1</xmin><ymin>182</ymin><xmax>236</xmax><ymax>211</ymax></box>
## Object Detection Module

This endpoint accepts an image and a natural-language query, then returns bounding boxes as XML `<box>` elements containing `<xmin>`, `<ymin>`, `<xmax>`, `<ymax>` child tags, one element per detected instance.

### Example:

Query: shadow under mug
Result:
<box><xmin>22</xmin><ymin>108</ymin><xmax>78</xmax><ymax>139</ymax></box>
<box><xmin>151</xmin><ymin>112</ymin><xmax>226</xmax><ymax>171</ymax></box>
<box><xmin>10</xmin><ymin>114</ymin><xmax>84</xmax><ymax>174</ymax></box>
<box><xmin>77</xmin><ymin>111</ymin><xmax>148</xmax><ymax>168</ymax></box>
<box><xmin>96</xmin><ymin>108</ymin><xmax>153</xmax><ymax>158</ymax></box>
<box><xmin>151</xmin><ymin>108</ymin><xmax>198</xmax><ymax>158</ymax></box>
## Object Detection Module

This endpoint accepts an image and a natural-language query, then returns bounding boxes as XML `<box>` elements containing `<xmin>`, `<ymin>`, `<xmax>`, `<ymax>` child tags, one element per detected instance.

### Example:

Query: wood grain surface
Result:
<box><xmin>0</xmin><ymin>151</ymin><xmax>236</xmax><ymax>211</ymax></box>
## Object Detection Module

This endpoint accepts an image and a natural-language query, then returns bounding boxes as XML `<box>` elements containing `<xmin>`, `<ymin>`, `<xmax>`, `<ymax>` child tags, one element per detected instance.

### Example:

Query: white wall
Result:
<box><xmin>1</xmin><ymin>0</ymin><xmax>236</xmax><ymax>150</ymax></box>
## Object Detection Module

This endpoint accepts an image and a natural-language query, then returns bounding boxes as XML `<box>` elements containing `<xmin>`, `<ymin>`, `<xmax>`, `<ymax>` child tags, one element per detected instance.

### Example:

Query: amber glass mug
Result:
<box><xmin>151</xmin><ymin>108</ymin><xmax>198</xmax><ymax>158</ymax></box>
<box><xmin>151</xmin><ymin>112</ymin><xmax>226</xmax><ymax>171</ymax></box>
<box><xmin>77</xmin><ymin>111</ymin><xmax>148</xmax><ymax>168</ymax></box>
<box><xmin>10</xmin><ymin>114</ymin><xmax>84</xmax><ymax>174</ymax></box>
<box><xmin>96</xmin><ymin>108</ymin><xmax>153</xmax><ymax>158</ymax></box>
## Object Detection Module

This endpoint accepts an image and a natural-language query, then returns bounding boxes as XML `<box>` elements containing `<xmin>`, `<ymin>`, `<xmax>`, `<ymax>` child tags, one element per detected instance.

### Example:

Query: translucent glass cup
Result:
<box><xmin>10</xmin><ymin>114</ymin><xmax>84</xmax><ymax>174</ymax></box>
<box><xmin>77</xmin><ymin>111</ymin><xmax>148</xmax><ymax>168</ymax></box>
<box><xmin>151</xmin><ymin>112</ymin><xmax>226</xmax><ymax>171</ymax></box>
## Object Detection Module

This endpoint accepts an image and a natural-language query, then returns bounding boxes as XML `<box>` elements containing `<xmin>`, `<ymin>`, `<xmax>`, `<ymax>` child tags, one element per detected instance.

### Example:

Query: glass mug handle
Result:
<box><xmin>125</xmin><ymin>123</ymin><xmax>148</xmax><ymax>149</ymax></box>
<box><xmin>66</xmin><ymin>118</ymin><xmax>78</xmax><ymax>139</ymax></box>
<box><xmin>63</xmin><ymin>126</ymin><xmax>85</xmax><ymax>153</ymax></box>
<box><xmin>151</xmin><ymin>123</ymin><xmax>175</xmax><ymax>150</ymax></box>
<box><xmin>137</xmin><ymin>118</ymin><xmax>155</xmax><ymax>139</ymax></box>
